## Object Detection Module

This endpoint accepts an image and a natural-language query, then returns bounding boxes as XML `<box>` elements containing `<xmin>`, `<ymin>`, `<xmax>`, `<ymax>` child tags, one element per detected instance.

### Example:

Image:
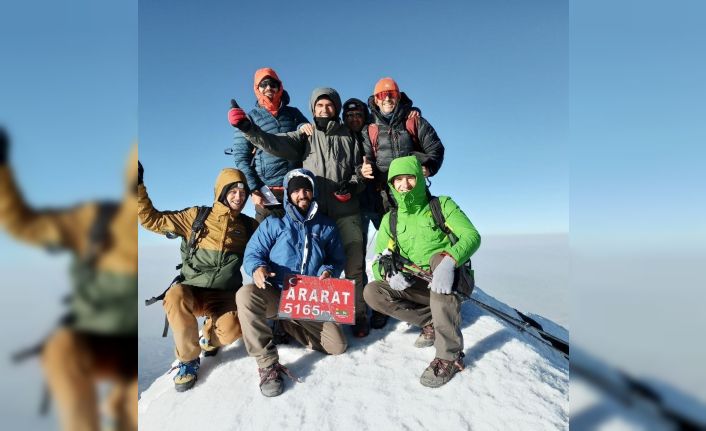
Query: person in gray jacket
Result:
<box><xmin>229</xmin><ymin>87</ymin><xmax>371</xmax><ymax>337</ymax></box>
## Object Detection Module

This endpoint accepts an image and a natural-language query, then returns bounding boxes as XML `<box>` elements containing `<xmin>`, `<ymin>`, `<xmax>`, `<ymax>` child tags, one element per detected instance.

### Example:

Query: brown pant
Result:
<box><xmin>335</xmin><ymin>214</ymin><xmax>367</xmax><ymax>321</ymax></box>
<box><xmin>363</xmin><ymin>253</ymin><xmax>463</xmax><ymax>361</ymax></box>
<box><xmin>163</xmin><ymin>283</ymin><xmax>241</xmax><ymax>362</ymax></box>
<box><xmin>41</xmin><ymin>328</ymin><xmax>137</xmax><ymax>431</ymax></box>
<box><xmin>235</xmin><ymin>283</ymin><xmax>347</xmax><ymax>368</ymax></box>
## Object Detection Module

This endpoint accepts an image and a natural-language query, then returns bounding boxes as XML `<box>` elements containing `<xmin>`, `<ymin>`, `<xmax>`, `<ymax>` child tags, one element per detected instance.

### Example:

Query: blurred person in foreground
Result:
<box><xmin>0</xmin><ymin>127</ymin><xmax>137</xmax><ymax>431</ymax></box>
<box><xmin>137</xmin><ymin>162</ymin><xmax>258</xmax><ymax>392</ymax></box>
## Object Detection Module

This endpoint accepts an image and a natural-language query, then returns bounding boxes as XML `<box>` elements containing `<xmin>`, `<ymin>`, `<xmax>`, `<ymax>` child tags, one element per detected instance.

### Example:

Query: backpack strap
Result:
<box><xmin>427</xmin><ymin>194</ymin><xmax>458</xmax><ymax>245</ymax></box>
<box><xmin>389</xmin><ymin>206</ymin><xmax>399</xmax><ymax>253</ymax></box>
<box><xmin>368</xmin><ymin>124</ymin><xmax>380</xmax><ymax>158</ymax></box>
<box><xmin>85</xmin><ymin>201</ymin><xmax>119</xmax><ymax>265</ymax></box>
<box><xmin>405</xmin><ymin>116</ymin><xmax>421</xmax><ymax>152</ymax></box>
<box><xmin>186</xmin><ymin>206</ymin><xmax>211</xmax><ymax>259</ymax></box>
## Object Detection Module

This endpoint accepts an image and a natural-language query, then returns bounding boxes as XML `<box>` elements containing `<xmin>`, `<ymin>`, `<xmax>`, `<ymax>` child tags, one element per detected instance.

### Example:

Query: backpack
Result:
<box><xmin>388</xmin><ymin>194</ymin><xmax>475</xmax><ymax>300</ymax></box>
<box><xmin>144</xmin><ymin>206</ymin><xmax>256</xmax><ymax>337</ymax></box>
<box><xmin>368</xmin><ymin>116</ymin><xmax>421</xmax><ymax>158</ymax></box>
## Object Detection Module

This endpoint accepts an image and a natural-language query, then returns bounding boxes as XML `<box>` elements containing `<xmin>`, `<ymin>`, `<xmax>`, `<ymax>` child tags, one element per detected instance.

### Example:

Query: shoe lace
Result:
<box><xmin>167</xmin><ymin>359</ymin><xmax>199</xmax><ymax>376</ymax></box>
<box><xmin>429</xmin><ymin>353</ymin><xmax>465</xmax><ymax>377</ymax></box>
<box><xmin>259</xmin><ymin>363</ymin><xmax>301</xmax><ymax>386</ymax></box>
<box><xmin>421</xmin><ymin>324</ymin><xmax>435</xmax><ymax>339</ymax></box>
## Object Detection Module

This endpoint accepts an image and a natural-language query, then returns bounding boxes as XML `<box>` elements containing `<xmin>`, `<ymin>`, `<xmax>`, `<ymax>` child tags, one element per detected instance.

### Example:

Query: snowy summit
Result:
<box><xmin>138</xmin><ymin>285</ymin><xmax>569</xmax><ymax>430</ymax></box>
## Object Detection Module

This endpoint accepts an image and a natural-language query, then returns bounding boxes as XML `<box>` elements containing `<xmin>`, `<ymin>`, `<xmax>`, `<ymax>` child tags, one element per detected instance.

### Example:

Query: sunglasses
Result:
<box><xmin>258</xmin><ymin>79</ymin><xmax>280</xmax><ymax>90</ymax></box>
<box><xmin>375</xmin><ymin>90</ymin><xmax>399</xmax><ymax>101</ymax></box>
<box><xmin>345</xmin><ymin>112</ymin><xmax>364</xmax><ymax>119</ymax></box>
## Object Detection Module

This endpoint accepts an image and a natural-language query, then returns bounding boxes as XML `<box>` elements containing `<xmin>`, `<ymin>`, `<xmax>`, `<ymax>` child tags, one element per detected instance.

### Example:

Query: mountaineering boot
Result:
<box><xmin>199</xmin><ymin>336</ymin><xmax>220</xmax><ymax>357</ymax></box>
<box><xmin>173</xmin><ymin>358</ymin><xmax>200</xmax><ymax>392</ymax></box>
<box><xmin>370</xmin><ymin>310</ymin><xmax>389</xmax><ymax>329</ymax></box>
<box><xmin>258</xmin><ymin>362</ymin><xmax>298</xmax><ymax>397</ymax></box>
<box><xmin>414</xmin><ymin>323</ymin><xmax>435</xmax><ymax>348</ymax></box>
<box><xmin>420</xmin><ymin>352</ymin><xmax>465</xmax><ymax>388</ymax></box>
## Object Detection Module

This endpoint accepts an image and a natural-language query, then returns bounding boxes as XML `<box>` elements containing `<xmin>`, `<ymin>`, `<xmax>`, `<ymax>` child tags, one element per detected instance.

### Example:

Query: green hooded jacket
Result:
<box><xmin>372</xmin><ymin>156</ymin><xmax>480</xmax><ymax>280</ymax></box>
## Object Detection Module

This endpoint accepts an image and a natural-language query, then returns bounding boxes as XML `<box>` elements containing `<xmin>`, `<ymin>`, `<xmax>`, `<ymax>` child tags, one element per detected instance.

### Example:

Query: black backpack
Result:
<box><xmin>389</xmin><ymin>195</ymin><xmax>475</xmax><ymax>299</ymax></box>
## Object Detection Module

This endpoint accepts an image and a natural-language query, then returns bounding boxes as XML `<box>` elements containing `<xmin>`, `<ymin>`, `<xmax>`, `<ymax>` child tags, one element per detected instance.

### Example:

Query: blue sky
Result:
<box><xmin>138</xmin><ymin>0</ymin><xmax>568</xmax><ymax>244</ymax></box>
<box><xmin>0</xmin><ymin>0</ymin><xmax>137</xmax><ymax>262</ymax></box>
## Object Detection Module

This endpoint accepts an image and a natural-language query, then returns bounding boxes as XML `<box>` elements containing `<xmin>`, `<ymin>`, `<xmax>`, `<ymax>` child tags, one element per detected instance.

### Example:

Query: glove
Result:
<box><xmin>387</xmin><ymin>272</ymin><xmax>413</xmax><ymax>291</ymax></box>
<box><xmin>0</xmin><ymin>127</ymin><xmax>9</xmax><ymax>165</ymax></box>
<box><xmin>137</xmin><ymin>160</ymin><xmax>144</xmax><ymax>185</ymax></box>
<box><xmin>430</xmin><ymin>255</ymin><xmax>455</xmax><ymax>295</ymax></box>
<box><xmin>333</xmin><ymin>179</ymin><xmax>354</xmax><ymax>202</ymax></box>
<box><xmin>228</xmin><ymin>99</ymin><xmax>251</xmax><ymax>131</ymax></box>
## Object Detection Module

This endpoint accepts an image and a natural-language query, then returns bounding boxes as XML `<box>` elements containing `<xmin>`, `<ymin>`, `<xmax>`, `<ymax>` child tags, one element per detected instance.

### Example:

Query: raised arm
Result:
<box><xmin>136</xmin><ymin>162</ymin><xmax>195</xmax><ymax>237</ymax></box>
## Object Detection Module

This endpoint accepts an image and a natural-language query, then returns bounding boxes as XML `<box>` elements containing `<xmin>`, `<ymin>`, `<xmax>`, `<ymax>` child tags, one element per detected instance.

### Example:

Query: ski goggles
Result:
<box><xmin>375</xmin><ymin>90</ymin><xmax>400</xmax><ymax>101</ymax></box>
<box><xmin>258</xmin><ymin>78</ymin><xmax>281</xmax><ymax>90</ymax></box>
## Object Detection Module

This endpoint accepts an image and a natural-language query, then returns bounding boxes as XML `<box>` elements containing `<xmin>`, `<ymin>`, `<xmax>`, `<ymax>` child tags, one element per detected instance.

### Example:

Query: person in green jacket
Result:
<box><xmin>363</xmin><ymin>156</ymin><xmax>481</xmax><ymax>388</ymax></box>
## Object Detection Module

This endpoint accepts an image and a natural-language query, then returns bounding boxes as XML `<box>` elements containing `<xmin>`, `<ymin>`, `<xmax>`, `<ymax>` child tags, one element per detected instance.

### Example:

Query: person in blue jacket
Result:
<box><xmin>227</xmin><ymin>67</ymin><xmax>309</xmax><ymax>221</ymax></box>
<box><xmin>236</xmin><ymin>168</ymin><xmax>348</xmax><ymax>397</ymax></box>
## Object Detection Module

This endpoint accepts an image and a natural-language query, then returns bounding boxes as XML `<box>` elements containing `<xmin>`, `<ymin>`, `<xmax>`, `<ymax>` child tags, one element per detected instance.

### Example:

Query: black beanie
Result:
<box><xmin>287</xmin><ymin>176</ymin><xmax>313</xmax><ymax>195</ymax></box>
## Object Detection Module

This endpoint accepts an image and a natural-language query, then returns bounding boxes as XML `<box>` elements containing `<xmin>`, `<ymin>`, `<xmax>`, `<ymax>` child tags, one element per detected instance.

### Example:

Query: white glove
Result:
<box><xmin>387</xmin><ymin>272</ymin><xmax>413</xmax><ymax>291</ymax></box>
<box><xmin>430</xmin><ymin>255</ymin><xmax>455</xmax><ymax>295</ymax></box>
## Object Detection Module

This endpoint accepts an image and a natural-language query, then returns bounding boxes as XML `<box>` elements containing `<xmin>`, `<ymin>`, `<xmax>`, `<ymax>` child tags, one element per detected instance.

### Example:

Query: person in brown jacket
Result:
<box><xmin>137</xmin><ymin>161</ymin><xmax>258</xmax><ymax>392</ymax></box>
<box><xmin>0</xmin><ymin>127</ymin><xmax>137</xmax><ymax>431</ymax></box>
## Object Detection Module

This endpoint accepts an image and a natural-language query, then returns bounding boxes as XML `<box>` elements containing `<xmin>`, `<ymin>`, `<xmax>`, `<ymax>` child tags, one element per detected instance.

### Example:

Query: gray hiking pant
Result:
<box><xmin>363</xmin><ymin>253</ymin><xmax>463</xmax><ymax>361</ymax></box>
<box><xmin>334</xmin><ymin>214</ymin><xmax>366</xmax><ymax>321</ymax></box>
<box><xmin>236</xmin><ymin>283</ymin><xmax>348</xmax><ymax>368</ymax></box>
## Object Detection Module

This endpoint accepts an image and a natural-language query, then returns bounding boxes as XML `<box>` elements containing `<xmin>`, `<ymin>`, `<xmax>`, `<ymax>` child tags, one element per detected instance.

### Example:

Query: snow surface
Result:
<box><xmin>138</xmin><ymin>285</ymin><xmax>570</xmax><ymax>430</ymax></box>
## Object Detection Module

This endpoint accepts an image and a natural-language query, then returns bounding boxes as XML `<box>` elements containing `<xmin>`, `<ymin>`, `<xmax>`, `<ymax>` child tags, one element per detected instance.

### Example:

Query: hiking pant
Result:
<box><xmin>236</xmin><ymin>283</ymin><xmax>347</xmax><ymax>368</ymax></box>
<box><xmin>163</xmin><ymin>283</ymin><xmax>241</xmax><ymax>362</ymax></box>
<box><xmin>334</xmin><ymin>213</ymin><xmax>366</xmax><ymax>321</ymax></box>
<box><xmin>363</xmin><ymin>253</ymin><xmax>463</xmax><ymax>361</ymax></box>
<box><xmin>42</xmin><ymin>328</ymin><xmax>137</xmax><ymax>431</ymax></box>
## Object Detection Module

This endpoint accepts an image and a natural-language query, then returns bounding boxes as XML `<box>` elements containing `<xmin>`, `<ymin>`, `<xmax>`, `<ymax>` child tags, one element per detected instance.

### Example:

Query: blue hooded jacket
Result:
<box><xmin>243</xmin><ymin>168</ymin><xmax>345</xmax><ymax>289</ymax></box>
<box><xmin>230</xmin><ymin>91</ymin><xmax>309</xmax><ymax>191</ymax></box>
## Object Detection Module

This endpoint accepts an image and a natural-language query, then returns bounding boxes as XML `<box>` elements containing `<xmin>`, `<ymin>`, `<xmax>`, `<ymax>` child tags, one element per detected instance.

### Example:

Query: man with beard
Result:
<box><xmin>237</xmin><ymin>168</ymin><xmax>347</xmax><ymax>397</ymax></box>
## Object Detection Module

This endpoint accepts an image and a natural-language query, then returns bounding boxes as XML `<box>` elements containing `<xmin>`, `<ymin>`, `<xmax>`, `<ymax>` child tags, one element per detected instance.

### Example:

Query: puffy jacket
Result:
<box><xmin>138</xmin><ymin>168</ymin><xmax>258</xmax><ymax>290</ymax></box>
<box><xmin>0</xmin><ymin>147</ymin><xmax>138</xmax><ymax>335</ymax></box>
<box><xmin>230</xmin><ymin>90</ymin><xmax>309</xmax><ymax>191</ymax></box>
<box><xmin>243</xmin><ymin>168</ymin><xmax>345</xmax><ymax>289</ymax></box>
<box><xmin>362</xmin><ymin>92</ymin><xmax>445</xmax><ymax>181</ymax></box>
<box><xmin>372</xmin><ymin>156</ymin><xmax>480</xmax><ymax>280</ymax></box>
<box><xmin>242</xmin><ymin>87</ymin><xmax>365</xmax><ymax>219</ymax></box>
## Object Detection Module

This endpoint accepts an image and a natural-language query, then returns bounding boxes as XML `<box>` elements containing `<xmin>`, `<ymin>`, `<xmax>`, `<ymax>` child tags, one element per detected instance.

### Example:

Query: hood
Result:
<box><xmin>283</xmin><ymin>168</ymin><xmax>318</xmax><ymax>222</ymax></box>
<box><xmin>253</xmin><ymin>67</ymin><xmax>284</xmax><ymax>116</ymax></box>
<box><xmin>367</xmin><ymin>91</ymin><xmax>414</xmax><ymax>126</ymax></box>
<box><xmin>342</xmin><ymin>97</ymin><xmax>371</xmax><ymax>124</ymax></box>
<box><xmin>387</xmin><ymin>156</ymin><xmax>427</xmax><ymax>213</ymax></box>
<box><xmin>309</xmin><ymin>87</ymin><xmax>342</xmax><ymax>118</ymax></box>
<box><xmin>213</xmin><ymin>168</ymin><xmax>249</xmax><ymax>203</ymax></box>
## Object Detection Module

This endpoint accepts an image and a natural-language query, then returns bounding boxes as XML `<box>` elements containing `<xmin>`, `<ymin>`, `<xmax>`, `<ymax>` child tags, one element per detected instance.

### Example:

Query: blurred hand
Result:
<box><xmin>251</xmin><ymin>190</ymin><xmax>264</xmax><ymax>208</ymax></box>
<box><xmin>430</xmin><ymin>255</ymin><xmax>456</xmax><ymax>294</ymax></box>
<box><xmin>319</xmin><ymin>270</ymin><xmax>331</xmax><ymax>280</ymax></box>
<box><xmin>361</xmin><ymin>156</ymin><xmax>374</xmax><ymax>179</ymax></box>
<box><xmin>253</xmin><ymin>266</ymin><xmax>275</xmax><ymax>289</ymax></box>
<box><xmin>407</xmin><ymin>109</ymin><xmax>420</xmax><ymax>119</ymax></box>
<box><xmin>138</xmin><ymin>161</ymin><xmax>144</xmax><ymax>185</ymax></box>
<box><xmin>422</xmin><ymin>165</ymin><xmax>430</xmax><ymax>177</ymax></box>
<box><xmin>0</xmin><ymin>127</ymin><xmax>9</xmax><ymax>165</ymax></box>
<box><xmin>228</xmin><ymin>99</ymin><xmax>251</xmax><ymax>131</ymax></box>
<box><xmin>387</xmin><ymin>272</ymin><xmax>413</xmax><ymax>291</ymax></box>
<box><xmin>299</xmin><ymin>123</ymin><xmax>314</xmax><ymax>136</ymax></box>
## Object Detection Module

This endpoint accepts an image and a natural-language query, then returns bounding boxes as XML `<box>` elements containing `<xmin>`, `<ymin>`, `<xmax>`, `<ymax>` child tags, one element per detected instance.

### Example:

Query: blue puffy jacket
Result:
<box><xmin>229</xmin><ymin>91</ymin><xmax>309</xmax><ymax>191</ymax></box>
<box><xmin>243</xmin><ymin>168</ymin><xmax>345</xmax><ymax>289</ymax></box>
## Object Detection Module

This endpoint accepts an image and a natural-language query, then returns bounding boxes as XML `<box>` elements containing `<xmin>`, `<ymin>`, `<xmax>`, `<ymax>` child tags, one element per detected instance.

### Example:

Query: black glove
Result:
<box><xmin>138</xmin><ymin>161</ymin><xmax>144</xmax><ymax>185</ymax></box>
<box><xmin>336</xmin><ymin>179</ymin><xmax>352</xmax><ymax>196</ymax></box>
<box><xmin>0</xmin><ymin>127</ymin><xmax>9</xmax><ymax>165</ymax></box>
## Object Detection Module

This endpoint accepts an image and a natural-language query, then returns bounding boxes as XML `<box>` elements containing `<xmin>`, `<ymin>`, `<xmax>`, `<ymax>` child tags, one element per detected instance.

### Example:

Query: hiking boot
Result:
<box><xmin>370</xmin><ymin>310</ymin><xmax>389</xmax><ymax>329</ymax></box>
<box><xmin>199</xmin><ymin>336</ymin><xmax>220</xmax><ymax>357</ymax></box>
<box><xmin>414</xmin><ymin>323</ymin><xmax>435</xmax><ymax>348</ymax></box>
<box><xmin>172</xmin><ymin>358</ymin><xmax>200</xmax><ymax>392</ymax></box>
<box><xmin>258</xmin><ymin>362</ymin><xmax>298</xmax><ymax>397</ymax></box>
<box><xmin>420</xmin><ymin>352</ymin><xmax>465</xmax><ymax>388</ymax></box>
<box><xmin>352</xmin><ymin>315</ymin><xmax>370</xmax><ymax>338</ymax></box>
